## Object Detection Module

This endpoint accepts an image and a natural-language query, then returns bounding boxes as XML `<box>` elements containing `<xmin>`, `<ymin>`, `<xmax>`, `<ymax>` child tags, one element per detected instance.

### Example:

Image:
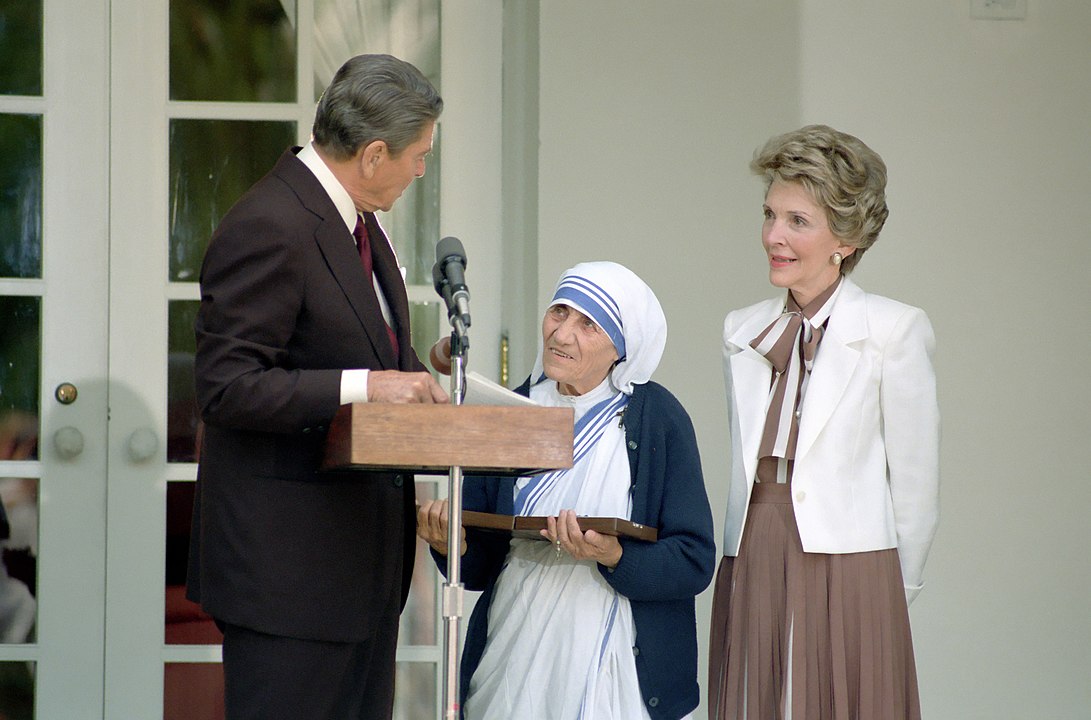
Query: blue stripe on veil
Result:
<box><xmin>514</xmin><ymin>391</ymin><xmax>629</xmax><ymax>516</ymax></box>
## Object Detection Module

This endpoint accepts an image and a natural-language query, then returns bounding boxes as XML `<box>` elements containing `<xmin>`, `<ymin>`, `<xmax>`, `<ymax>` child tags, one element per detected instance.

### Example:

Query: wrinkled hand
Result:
<box><xmin>368</xmin><ymin>370</ymin><xmax>449</xmax><ymax>404</ymax></box>
<box><xmin>542</xmin><ymin>509</ymin><xmax>623</xmax><ymax>568</ymax></box>
<box><xmin>416</xmin><ymin>499</ymin><xmax>467</xmax><ymax>556</ymax></box>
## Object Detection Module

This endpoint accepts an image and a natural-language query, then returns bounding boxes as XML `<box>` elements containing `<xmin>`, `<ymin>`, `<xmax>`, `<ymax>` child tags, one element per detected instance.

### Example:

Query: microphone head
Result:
<box><xmin>436</xmin><ymin>236</ymin><xmax>466</xmax><ymax>267</ymax></box>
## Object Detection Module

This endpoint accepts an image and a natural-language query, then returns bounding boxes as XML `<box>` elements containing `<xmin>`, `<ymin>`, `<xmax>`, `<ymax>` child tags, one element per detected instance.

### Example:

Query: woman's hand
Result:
<box><xmin>542</xmin><ymin>509</ymin><xmax>623</xmax><ymax>568</ymax></box>
<box><xmin>416</xmin><ymin>499</ymin><xmax>467</xmax><ymax>556</ymax></box>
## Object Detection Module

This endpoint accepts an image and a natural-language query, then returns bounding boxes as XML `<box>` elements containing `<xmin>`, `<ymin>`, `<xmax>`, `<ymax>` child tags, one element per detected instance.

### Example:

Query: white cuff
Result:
<box><xmin>340</xmin><ymin>369</ymin><xmax>370</xmax><ymax>404</ymax></box>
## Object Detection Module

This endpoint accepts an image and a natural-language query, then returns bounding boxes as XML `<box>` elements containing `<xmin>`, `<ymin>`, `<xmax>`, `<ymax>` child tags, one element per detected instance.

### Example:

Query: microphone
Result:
<box><xmin>435</xmin><ymin>236</ymin><xmax>471</xmax><ymax>328</ymax></box>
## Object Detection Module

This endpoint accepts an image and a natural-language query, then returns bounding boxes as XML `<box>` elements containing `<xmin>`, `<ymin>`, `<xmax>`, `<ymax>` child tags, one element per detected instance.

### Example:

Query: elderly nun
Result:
<box><xmin>418</xmin><ymin>261</ymin><xmax>715</xmax><ymax>720</ymax></box>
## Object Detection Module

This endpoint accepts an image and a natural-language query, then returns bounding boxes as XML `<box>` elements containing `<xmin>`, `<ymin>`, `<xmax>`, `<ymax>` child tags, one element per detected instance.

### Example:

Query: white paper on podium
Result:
<box><xmin>462</xmin><ymin>371</ymin><xmax>538</xmax><ymax>407</ymax></box>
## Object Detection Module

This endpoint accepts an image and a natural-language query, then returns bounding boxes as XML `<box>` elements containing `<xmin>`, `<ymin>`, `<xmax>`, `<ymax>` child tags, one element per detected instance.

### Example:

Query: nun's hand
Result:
<box><xmin>543</xmin><ymin>509</ymin><xmax>623</xmax><ymax>568</ymax></box>
<box><xmin>416</xmin><ymin>499</ymin><xmax>467</xmax><ymax>556</ymax></box>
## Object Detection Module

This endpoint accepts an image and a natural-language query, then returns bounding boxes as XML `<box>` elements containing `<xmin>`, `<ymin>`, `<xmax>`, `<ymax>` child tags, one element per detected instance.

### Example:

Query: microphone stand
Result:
<box><xmin>442</xmin><ymin>316</ymin><xmax>468</xmax><ymax>720</ymax></box>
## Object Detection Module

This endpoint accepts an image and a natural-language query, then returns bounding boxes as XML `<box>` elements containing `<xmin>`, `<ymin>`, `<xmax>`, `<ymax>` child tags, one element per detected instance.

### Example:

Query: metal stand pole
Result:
<box><xmin>442</xmin><ymin>321</ymin><xmax>468</xmax><ymax>720</ymax></box>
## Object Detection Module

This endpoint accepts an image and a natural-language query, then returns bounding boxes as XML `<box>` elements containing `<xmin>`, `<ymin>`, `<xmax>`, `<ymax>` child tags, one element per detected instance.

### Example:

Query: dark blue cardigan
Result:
<box><xmin>435</xmin><ymin>379</ymin><xmax>715</xmax><ymax>720</ymax></box>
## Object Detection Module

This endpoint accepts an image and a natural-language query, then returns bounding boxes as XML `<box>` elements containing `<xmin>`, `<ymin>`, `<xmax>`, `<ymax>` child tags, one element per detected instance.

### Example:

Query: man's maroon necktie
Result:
<box><xmin>353</xmin><ymin>215</ymin><xmax>400</xmax><ymax>362</ymax></box>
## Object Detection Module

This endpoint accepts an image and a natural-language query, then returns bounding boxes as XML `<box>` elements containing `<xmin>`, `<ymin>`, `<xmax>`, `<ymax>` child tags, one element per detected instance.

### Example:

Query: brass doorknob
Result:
<box><xmin>55</xmin><ymin>383</ymin><xmax>78</xmax><ymax>405</ymax></box>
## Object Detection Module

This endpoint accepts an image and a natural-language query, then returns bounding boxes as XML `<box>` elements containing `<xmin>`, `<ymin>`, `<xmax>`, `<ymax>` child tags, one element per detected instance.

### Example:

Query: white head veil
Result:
<box><xmin>530</xmin><ymin>261</ymin><xmax>667</xmax><ymax>395</ymax></box>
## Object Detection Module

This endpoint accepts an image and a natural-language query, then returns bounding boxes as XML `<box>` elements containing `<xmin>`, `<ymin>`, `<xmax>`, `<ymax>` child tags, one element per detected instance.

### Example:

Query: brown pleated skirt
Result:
<box><xmin>708</xmin><ymin>483</ymin><xmax>921</xmax><ymax>720</ymax></box>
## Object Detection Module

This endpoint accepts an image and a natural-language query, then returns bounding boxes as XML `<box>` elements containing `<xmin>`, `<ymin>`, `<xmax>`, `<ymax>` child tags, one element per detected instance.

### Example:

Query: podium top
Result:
<box><xmin>323</xmin><ymin>403</ymin><xmax>574</xmax><ymax>476</ymax></box>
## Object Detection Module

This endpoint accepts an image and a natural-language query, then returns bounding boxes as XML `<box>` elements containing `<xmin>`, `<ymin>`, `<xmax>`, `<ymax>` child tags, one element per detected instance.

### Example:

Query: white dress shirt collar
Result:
<box><xmin>297</xmin><ymin>141</ymin><xmax>357</xmax><ymax>234</ymax></box>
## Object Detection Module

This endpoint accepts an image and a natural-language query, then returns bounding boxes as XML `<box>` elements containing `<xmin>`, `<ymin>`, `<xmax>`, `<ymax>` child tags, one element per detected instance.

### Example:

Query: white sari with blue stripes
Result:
<box><xmin>464</xmin><ymin>377</ymin><xmax>652</xmax><ymax>720</ymax></box>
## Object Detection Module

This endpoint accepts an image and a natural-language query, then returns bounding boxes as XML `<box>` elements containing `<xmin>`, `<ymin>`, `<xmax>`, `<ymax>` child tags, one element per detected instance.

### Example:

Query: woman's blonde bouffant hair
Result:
<box><xmin>750</xmin><ymin>125</ymin><xmax>888</xmax><ymax>274</ymax></box>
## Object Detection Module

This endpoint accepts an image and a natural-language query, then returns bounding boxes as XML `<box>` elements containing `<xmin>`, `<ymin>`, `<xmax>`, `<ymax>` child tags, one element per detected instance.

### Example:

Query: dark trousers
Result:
<box><xmin>219</xmin><ymin>620</ymin><xmax>399</xmax><ymax>720</ymax></box>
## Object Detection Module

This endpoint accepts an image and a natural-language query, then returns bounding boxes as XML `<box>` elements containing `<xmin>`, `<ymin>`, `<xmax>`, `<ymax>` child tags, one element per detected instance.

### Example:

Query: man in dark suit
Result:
<box><xmin>187</xmin><ymin>54</ymin><xmax>448</xmax><ymax>719</ymax></box>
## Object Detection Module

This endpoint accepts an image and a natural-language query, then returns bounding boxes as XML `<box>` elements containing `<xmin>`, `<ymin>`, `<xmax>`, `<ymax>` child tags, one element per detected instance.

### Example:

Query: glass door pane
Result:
<box><xmin>169</xmin><ymin>0</ymin><xmax>296</xmax><ymax>102</ymax></box>
<box><xmin>0</xmin><ymin>478</ymin><xmax>37</xmax><ymax>643</ymax></box>
<box><xmin>0</xmin><ymin>114</ymin><xmax>42</xmax><ymax>279</ymax></box>
<box><xmin>0</xmin><ymin>297</ymin><xmax>40</xmax><ymax>462</ymax></box>
<box><xmin>0</xmin><ymin>0</ymin><xmax>43</xmax><ymax>96</ymax></box>
<box><xmin>168</xmin><ymin>119</ymin><xmax>297</xmax><ymax>282</ymax></box>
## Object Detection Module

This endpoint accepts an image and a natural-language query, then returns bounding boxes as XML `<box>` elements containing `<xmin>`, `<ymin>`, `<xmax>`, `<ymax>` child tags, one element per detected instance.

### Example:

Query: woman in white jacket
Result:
<box><xmin>708</xmin><ymin>125</ymin><xmax>939</xmax><ymax>720</ymax></box>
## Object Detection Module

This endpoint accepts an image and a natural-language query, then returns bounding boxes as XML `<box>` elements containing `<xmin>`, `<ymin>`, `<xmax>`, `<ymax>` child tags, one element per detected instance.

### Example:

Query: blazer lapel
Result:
<box><xmin>795</xmin><ymin>278</ymin><xmax>867</xmax><ymax>461</ymax></box>
<box><xmin>726</xmin><ymin>300</ymin><xmax>782</xmax><ymax>484</ymax></box>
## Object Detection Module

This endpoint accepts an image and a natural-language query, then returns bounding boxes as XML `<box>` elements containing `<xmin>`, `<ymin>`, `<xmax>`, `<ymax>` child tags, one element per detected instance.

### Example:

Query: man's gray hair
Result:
<box><xmin>313</xmin><ymin>54</ymin><xmax>442</xmax><ymax>161</ymax></box>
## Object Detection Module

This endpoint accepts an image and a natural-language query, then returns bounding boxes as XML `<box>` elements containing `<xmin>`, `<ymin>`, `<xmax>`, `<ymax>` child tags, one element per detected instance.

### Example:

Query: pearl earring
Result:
<box><xmin>831</xmin><ymin>252</ymin><xmax>843</xmax><ymax>266</ymax></box>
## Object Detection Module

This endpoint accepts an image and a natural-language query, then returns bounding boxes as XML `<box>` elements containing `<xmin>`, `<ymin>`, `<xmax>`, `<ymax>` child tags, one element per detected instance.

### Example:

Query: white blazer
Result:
<box><xmin>720</xmin><ymin>277</ymin><xmax>940</xmax><ymax>604</ymax></box>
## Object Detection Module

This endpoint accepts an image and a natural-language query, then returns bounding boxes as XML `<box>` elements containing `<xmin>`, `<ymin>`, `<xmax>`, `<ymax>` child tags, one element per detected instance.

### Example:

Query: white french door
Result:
<box><xmin>0</xmin><ymin>0</ymin><xmax>502</xmax><ymax>717</ymax></box>
<box><xmin>105</xmin><ymin>1</ymin><xmax>502</xmax><ymax>718</ymax></box>
<box><xmin>0</xmin><ymin>0</ymin><xmax>110</xmax><ymax>717</ymax></box>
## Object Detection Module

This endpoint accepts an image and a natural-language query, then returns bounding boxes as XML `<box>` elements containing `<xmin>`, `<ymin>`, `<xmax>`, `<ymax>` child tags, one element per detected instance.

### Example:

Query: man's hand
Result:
<box><xmin>368</xmin><ymin>370</ymin><xmax>449</xmax><ymax>404</ymax></box>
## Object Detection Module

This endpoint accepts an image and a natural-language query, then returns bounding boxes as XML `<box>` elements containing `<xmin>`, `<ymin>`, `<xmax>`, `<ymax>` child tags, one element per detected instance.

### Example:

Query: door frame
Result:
<box><xmin>0</xmin><ymin>0</ymin><xmax>111</xmax><ymax>717</ymax></box>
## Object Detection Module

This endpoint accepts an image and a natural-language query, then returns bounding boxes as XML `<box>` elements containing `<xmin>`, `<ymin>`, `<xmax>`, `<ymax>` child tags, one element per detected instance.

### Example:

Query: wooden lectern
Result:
<box><xmin>323</xmin><ymin>400</ymin><xmax>578</xmax><ymax>720</ymax></box>
<box><xmin>322</xmin><ymin>403</ymin><xmax>574</xmax><ymax>476</ymax></box>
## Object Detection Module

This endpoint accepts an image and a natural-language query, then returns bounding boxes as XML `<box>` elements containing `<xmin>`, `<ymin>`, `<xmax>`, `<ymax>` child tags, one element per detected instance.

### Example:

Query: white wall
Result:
<box><xmin>535</xmin><ymin>0</ymin><xmax>798</xmax><ymax>715</ymax></box>
<box><xmin>533</xmin><ymin>1</ymin><xmax>1090</xmax><ymax>717</ymax></box>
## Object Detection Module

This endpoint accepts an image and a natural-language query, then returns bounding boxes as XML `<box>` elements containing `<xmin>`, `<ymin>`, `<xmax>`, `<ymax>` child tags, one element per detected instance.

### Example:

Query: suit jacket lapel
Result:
<box><xmin>272</xmin><ymin>151</ymin><xmax>400</xmax><ymax>370</ymax></box>
<box><xmin>312</xmin><ymin>219</ymin><xmax>399</xmax><ymax>369</ymax></box>
<box><xmin>795</xmin><ymin>278</ymin><xmax>867</xmax><ymax>461</ymax></box>
<box><xmin>363</xmin><ymin>213</ymin><xmax>414</xmax><ymax>371</ymax></box>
